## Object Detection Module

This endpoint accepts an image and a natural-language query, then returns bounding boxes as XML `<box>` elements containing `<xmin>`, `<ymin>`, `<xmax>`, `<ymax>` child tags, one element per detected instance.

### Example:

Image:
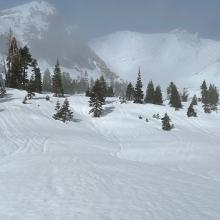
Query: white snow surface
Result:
<box><xmin>90</xmin><ymin>30</ymin><xmax>220</xmax><ymax>87</ymax></box>
<box><xmin>0</xmin><ymin>89</ymin><xmax>220</xmax><ymax>220</ymax></box>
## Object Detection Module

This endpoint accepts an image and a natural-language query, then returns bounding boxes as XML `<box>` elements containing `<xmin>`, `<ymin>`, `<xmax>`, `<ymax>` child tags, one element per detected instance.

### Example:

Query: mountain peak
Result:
<box><xmin>0</xmin><ymin>0</ymin><xmax>56</xmax><ymax>43</ymax></box>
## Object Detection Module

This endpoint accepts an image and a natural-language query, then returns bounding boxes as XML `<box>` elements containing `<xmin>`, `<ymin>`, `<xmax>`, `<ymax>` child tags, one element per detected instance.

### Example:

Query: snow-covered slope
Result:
<box><xmin>0</xmin><ymin>89</ymin><xmax>220</xmax><ymax>219</ymax></box>
<box><xmin>90</xmin><ymin>30</ymin><xmax>220</xmax><ymax>87</ymax></box>
<box><xmin>0</xmin><ymin>1</ymin><xmax>118</xmax><ymax>81</ymax></box>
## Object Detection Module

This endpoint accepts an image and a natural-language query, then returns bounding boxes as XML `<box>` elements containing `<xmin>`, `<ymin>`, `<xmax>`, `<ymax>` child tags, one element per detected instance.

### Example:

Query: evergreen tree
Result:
<box><xmin>59</xmin><ymin>98</ymin><xmax>73</xmax><ymax>122</ymax></box>
<box><xmin>19</xmin><ymin>45</ymin><xmax>32</xmax><ymax>89</ymax></box>
<box><xmin>200</xmin><ymin>80</ymin><xmax>210</xmax><ymax>113</ymax></box>
<box><xmin>169</xmin><ymin>83</ymin><xmax>182</xmax><ymax>110</ymax></box>
<box><xmin>154</xmin><ymin>85</ymin><xmax>163</xmax><ymax>105</ymax></box>
<box><xmin>42</xmin><ymin>69</ymin><xmax>52</xmax><ymax>92</ymax></box>
<box><xmin>53</xmin><ymin>100</ymin><xmax>62</xmax><ymax>120</ymax></box>
<box><xmin>52</xmin><ymin>59</ymin><xmax>63</xmax><ymax>97</ymax></box>
<box><xmin>31</xmin><ymin>59</ymin><xmax>42</xmax><ymax>93</ymax></box>
<box><xmin>191</xmin><ymin>95</ymin><xmax>198</xmax><ymax>105</ymax></box>
<box><xmin>145</xmin><ymin>80</ymin><xmax>154</xmax><ymax>103</ymax></box>
<box><xmin>134</xmin><ymin>68</ymin><xmax>144</xmax><ymax>104</ymax></box>
<box><xmin>89</xmin><ymin>79</ymin><xmax>106</xmax><ymax>117</ymax></box>
<box><xmin>208</xmin><ymin>84</ymin><xmax>219</xmax><ymax>111</ymax></box>
<box><xmin>187</xmin><ymin>103</ymin><xmax>197</xmax><ymax>117</ymax></box>
<box><xmin>201</xmin><ymin>80</ymin><xmax>208</xmax><ymax>103</ymax></box>
<box><xmin>161</xmin><ymin>113</ymin><xmax>173</xmax><ymax>131</ymax></box>
<box><xmin>126</xmin><ymin>82</ymin><xmax>135</xmax><ymax>101</ymax></box>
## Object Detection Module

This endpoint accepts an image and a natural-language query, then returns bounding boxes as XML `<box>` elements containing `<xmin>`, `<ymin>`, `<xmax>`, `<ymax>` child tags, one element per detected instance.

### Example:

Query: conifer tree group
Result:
<box><xmin>200</xmin><ymin>80</ymin><xmax>219</xmax><ymax>113</ymax></box>
<box><xmin>53</xmin><ymin>98</ymin><xmax>73</xmax><ymax>122</ymax></box>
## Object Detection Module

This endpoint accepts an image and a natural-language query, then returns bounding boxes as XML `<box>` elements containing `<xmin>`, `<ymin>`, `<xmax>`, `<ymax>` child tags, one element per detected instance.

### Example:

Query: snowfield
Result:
<box><xmin>0</xmin><ymin>89</ymin><xmax>220</xmax><ymax>220</ymax></box>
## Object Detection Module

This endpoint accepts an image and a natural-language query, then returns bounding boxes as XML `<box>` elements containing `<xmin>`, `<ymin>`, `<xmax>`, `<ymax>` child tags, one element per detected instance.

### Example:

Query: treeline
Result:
<box><xmin>1</xmin><ymin>31</ymin><xmax>127</xmax><ymax>99</ymax></box>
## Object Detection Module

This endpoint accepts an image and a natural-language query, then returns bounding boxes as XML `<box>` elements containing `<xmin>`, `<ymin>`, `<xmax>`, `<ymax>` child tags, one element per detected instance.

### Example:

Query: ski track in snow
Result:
<box><xmin>0</xmin><ymin>89</ymin><xmax>220</xmax><ymax>220</ymax></box>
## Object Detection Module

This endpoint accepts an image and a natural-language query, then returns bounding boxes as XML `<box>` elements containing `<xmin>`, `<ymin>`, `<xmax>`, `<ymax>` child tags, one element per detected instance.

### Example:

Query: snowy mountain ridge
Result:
<box><xmin>90</xmin><ymin>30</ymin><xmax>220</xmax><ymax>87</ymax></box>
<box><xmin>0</xmin><ymin>0</ymin><xmax>56</xmax><ymax>43</ymax></box>
<box><xmin>0</xmin><ymin>1</ymin><xmax>119</xmax><ymax>82</ymax></box>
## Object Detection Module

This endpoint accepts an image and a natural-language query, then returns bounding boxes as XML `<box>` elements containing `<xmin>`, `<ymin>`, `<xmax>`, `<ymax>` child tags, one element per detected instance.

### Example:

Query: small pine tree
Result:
<box><xmin>134</xmin><ymin>68</ymin><xmax>144</xmax><ymax>104</ymax></box>
<box><xmin>145</xmin><ymin>80</ymin><xmax>154</xmax><ymax>103</ymax></box>
<box><xmin>169</xmin><ymin>83</ymin><xmax>182</xmax><ymax>110</ymax></box>
<box><xmin>191</xmin><ymin>95</ymin><xmax>198</xmax><ymax>105</ymax></box>
<box><xmin>187</xmin><ymin>103</ymin><xmax>197</xmax><ymax>117</ymax></box>
<box><xmin>52</xmin><ymin>59</ymin><xmax>64</xmax><ymax>97</ymax></box>
<box><xmin>53</xmin><ymin>100</ymin><xmax>61</xmax><ymax>120</ymax></box>
<box><xmin>154</xmin><ymin>85</ymin><xmax>163</xmax><ymax>105</ymax></box>
<box><xmin>89</xmin><ymin>79</ymin><xmax>106</xmax><ymax>117</ymax></box>
<box><xmin>126</xmin><ymin>82</ymin><xmax>135</xmax><ymax>101</ymax></box>
<box><xmin>161</xmin><ymin>113</ymin><xmax>173</xmax><ymax>131</ymax></box>
<box><xmin>200</xmin><ymin>81</ymin><xmax>210</xmax><ymax>113</ymax></box>
<box><xmin>59</xmin><ymin>98</ymin><xmax>73</xmax><ymax>122</ymax></box>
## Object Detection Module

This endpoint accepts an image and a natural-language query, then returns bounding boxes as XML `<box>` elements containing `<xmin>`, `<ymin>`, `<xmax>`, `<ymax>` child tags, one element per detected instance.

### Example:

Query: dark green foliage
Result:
<box><xmin>154</xmin><ymin>85</ymin><xmax>163</xmax><ymax>105</ymax></box>
<box><xmin>208</xmin><ymin>84</ymin><xmax>219</xmax><ymax>111</ymax></box>
<box><xmin>201</xmin><ymin>80</ymin><xmax>208</xmax><ymax>104</ymax></box>
<box><xmin>52</xmin><ymin>59</ymin><xmax>64</xmax><ymax>97</ymax></box>
<box><xmin>161</xmin><ymin>113</ymin><xmax>173</xmax><ymax>131</ymax></box>
<box><xmin>53</xmin><ymin>99</ymin><xmax>73</xmax><ymax>122</ymax></box>
<box><xmin>187</xmin><ymin>103</ymin><xmax>197</xmax><ymax>117</ymax></box>
<box><xmin>31</xmin><ymin>59</ymin><xmax>42</xmax><ymax>93</ymax></box>
<box><xmin>134</xmin><ymin>69</ymin><xmax>144</xmax><ymax>104</ymax></box>
<box><xmin>126</xmin><ymin>82</ymin><xmax>135</xmax><ymax>101</ymax></box>
<box><xmin>181</xmin><ymin>88</ymin><xmax>189</xmax><ymax>102</ymax></box>
<box><xmin>89</xmin><ymin>79</ymin><xmax>106</xmax><ymax>117</ymax></box>
<box><xmin>145</xmin><ymin>80</ymin><xmax>154</xmax><ymax>103</ymax></box>
<box><xmin>191</xmin><ymin>95</ymin><xmax>198</xmax><ymax>105</ymax></box>
<box><xmin>42</xmin><ymin>69</ymin><xmax>52</xmax><ymax>92</ymax></box>
<box><xmin>19</xmin><ymin>46</ymin><xmax>32</xmax><ymax>89</ymax></box>
<box><xmin>169</xmin><ymin>82</ymin><xmax>182</xmax><ymax>110</ymax></box>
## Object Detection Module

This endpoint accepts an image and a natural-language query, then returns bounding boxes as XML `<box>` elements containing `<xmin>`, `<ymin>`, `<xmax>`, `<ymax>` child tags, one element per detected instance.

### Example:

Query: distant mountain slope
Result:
<box><xmin>0</xmin><ymin>1</ymin><xmax>118</xmax><ymax>81</ymax></box>
<box><xmin>90</xmin><ymin>30</ymin><xmax>220</xmax><ymax>87</ymax></box>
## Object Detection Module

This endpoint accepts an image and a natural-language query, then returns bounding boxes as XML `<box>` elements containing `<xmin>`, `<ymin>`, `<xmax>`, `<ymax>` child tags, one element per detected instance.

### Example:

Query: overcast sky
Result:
<box><xmin>0</xmin><ymin>0</ymin><xmax>220</xmax><ymax>40</ymax></box>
